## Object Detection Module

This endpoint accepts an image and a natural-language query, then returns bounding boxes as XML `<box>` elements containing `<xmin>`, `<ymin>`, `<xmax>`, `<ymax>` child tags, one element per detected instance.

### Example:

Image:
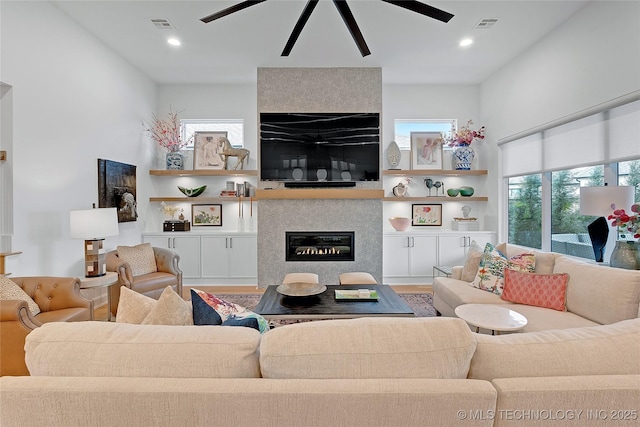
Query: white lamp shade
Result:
<box><xmin>580</xmin><ymin>186</ymin><xmax>635</xmax><ymax>217</ymax></box>
<box><xmin>70</xmin><ymin>208</ymin><xmax>119</xmax><ymax>239</ymax></box>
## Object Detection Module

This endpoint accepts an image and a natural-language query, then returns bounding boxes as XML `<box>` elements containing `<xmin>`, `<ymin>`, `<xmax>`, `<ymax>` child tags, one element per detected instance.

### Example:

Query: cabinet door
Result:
<box><xmin>200</xmin><ymin>236</ymin><xmax>231</xmax><ymax>278</ymax></box>
<box><xmin>142</xmin><ymin>235</ymin><xmax>201</xmax><ymax>278</ymax></box>
<box><xmin>228</xmin><ymin>236</ymin><xmax>257</xmax><ymax>278</ymax></box>
<box><xmin>437</xmin><ymin>235</ymin><xmax>468</xmax><ymax>267</ymax></box>
<box><xmin>172</xmin><ymin>236</ymin><xmax>201</xmax><ymax>278</ymax></box>
<box><xmin>409</xmin><ymin>235</ymin><xmax>438</xmax><ymax>277</ymax></box>
<box><xmin>383</xmin><ymin>235</ymin><xmax>411</xmax><ymax>277</ymax></box>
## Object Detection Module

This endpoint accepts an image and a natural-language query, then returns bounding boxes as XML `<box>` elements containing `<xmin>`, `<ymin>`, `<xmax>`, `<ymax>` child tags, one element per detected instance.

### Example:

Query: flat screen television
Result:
<box><xmin>260</xmin><ymin>112</ymin><xmax>380</xmax><ymax>182</ymax></box>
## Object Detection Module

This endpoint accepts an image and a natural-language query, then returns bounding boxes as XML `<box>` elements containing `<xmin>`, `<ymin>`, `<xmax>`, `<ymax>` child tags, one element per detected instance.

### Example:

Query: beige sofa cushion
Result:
<box><xmin>25</xmin><ymin>321</ymin><xmax>261</xmax><ymax>378</ymax></box>
<box><xmin>555</xmin><ymin>256</ymin><xmax>640</xmax><ymax>324</ymax></box>
<box><xmin>469</xmin><ymin>318</ymin><xmax>640</xmax><ymax>380</ymax></box>
<box><xmin>260</xmin><ymin>317</ymin><xmax>476</xmax><ymax>379</ymax></box>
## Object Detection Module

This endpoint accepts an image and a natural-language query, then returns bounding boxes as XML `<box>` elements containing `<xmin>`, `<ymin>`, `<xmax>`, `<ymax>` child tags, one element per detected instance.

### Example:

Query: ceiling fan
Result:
<box><xmin>201</xmin><ymin>0</ymin><xmax>454</xmax><ymax>57</ymax></box>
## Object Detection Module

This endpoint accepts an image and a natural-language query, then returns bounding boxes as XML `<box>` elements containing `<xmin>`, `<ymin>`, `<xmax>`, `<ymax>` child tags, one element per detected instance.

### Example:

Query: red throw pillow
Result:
<box><xmin>501</xmin><ymin>269</ymin><xmax>569</xmax><ymax>311</ymax></box>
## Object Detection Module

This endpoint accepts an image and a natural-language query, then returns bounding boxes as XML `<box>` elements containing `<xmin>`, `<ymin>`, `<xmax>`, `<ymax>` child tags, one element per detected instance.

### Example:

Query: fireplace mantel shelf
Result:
<box><xmin>256</xmin><ymin>189</ymin><xmax>384</xmax><ymax>200</ymax></box>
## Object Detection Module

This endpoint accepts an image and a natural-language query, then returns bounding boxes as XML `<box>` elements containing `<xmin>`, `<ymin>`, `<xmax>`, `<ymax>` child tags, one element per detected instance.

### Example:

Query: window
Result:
<box><xmin>394</xmin><ymin>119</ymin><xmax>455</xmax><ymax>150</ymax></box>
<box><xmin>181</xmin><ymin>119</ymin><xmax>244</xmax><ymax>149</ymax></box>
<box><xmin>508</xmin><ymin>175</ymin><xmax>542</xmax><ymax>249</ymax></box>
<box><xmin>501</xmin><ymin>98</ymin><xmax>640</xmax><ymax>261</ymax></box>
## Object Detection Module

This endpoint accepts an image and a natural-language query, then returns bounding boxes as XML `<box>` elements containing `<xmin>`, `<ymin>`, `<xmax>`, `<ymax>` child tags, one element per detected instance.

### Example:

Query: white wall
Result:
<box><xmin>481</xmin><ymin>0</ymin><xmax>640</xmax><ymax>242</ymax></box>
<box><xmin>1</xmin><ymin>1</ymin><xmax>157</xmax><ymax>276</ymax></box>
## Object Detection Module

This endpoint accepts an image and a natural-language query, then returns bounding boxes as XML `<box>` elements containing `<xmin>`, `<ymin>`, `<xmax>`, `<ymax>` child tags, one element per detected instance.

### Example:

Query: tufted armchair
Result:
<box><xmin>106</xmin><ymin>247</ymin><xmax>182</xmax><ymax>317</ymax></box>
<box><xmin>0</xmin><ymin>276</ymin><xmax>93</xmax><ymax>376</ymax></box>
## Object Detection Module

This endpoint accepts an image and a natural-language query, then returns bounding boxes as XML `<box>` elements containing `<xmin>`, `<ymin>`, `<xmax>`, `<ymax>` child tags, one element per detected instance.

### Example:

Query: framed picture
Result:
<box><xmin>192</xmin><ymin>204</ymin><xmax>222</xmax><ymax>226</ymax></box>
<box><xmin>97</xmin><ymin>159</ymin><xmax>137</xmax><ymax>223</ymax></box>
<box><xmin>410</xmin><ymin>132</ymin><xmax>443</xmax><ymax>170</ymax></box>
<box><xmin>193</xmin><ymin>131</ymin><xmax>228</xmax><ymax>170</ymax></box>
<box><xmin>412</xmin><ymin>204</ymin><xmax>442</xmax><ymax>226</ymax></box>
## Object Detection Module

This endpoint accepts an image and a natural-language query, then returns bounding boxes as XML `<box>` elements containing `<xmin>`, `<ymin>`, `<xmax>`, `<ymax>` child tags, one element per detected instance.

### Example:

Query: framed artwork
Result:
<box><xmin>410</xmin><ymin>132</ymin><xmax>443</xmax><ymax>170</ymax></box>
<box><xmin>193</xmin><ymin>131</ymin><xmax>228</xmax><ymax>170</ymax></box>
<box><xmin>412</xmin><ymin>204</ymin><xmax>442</xmax><ymax>226</ymax></box>
<box><xmin>192</xmin><ymin>204</ymin><xmax>222</xmax><ymax>226</ymax></box>
<box><xmin>97</xmin><ymin>159</ymin><xmax>137</xmax><ymax>223</ymax></box>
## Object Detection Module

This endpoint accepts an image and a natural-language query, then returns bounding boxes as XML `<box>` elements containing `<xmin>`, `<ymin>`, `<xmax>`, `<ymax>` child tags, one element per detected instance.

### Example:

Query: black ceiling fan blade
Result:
<box><xmin>380</xmin><ymin>0</ymin><xmax>454</xmax><ymax>23</ymax></box>
<box><xmin>282</xmin><ymin>0</ymin><xmax>320</xmax><ymax>56</ymax></box>
<box><xmin>333</xmin><ymin>0</ymin><xmax>371</xmax><ymax>57</ymax></box>
<box><xmin>201</xmin><ymin>0</ymin><xmax>268</xmax><ymax>24</ymax></box>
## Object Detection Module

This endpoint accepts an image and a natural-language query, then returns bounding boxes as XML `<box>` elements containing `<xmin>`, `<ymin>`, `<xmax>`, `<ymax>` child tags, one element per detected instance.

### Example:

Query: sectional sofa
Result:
<box><xmin>1</xmin><ymin>316</ymin><xmax>639</xmax><ymax>426</ymax></box>
<box><xmin>433</xmin><ymin>243</ymin><xmax>640</xmax><ymax>332</ymax></box>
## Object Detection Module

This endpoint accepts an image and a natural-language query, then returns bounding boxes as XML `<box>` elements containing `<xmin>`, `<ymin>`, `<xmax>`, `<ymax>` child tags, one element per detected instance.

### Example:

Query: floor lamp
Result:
<box><xmin>579</xmin><ymin>185</ymin><xmax>634</xmax><ymax>263</ymax></box>
<box><xmin>70</xmin><ymin>207</ymin><xmax>119</xmax><ymax>277</ymax></box>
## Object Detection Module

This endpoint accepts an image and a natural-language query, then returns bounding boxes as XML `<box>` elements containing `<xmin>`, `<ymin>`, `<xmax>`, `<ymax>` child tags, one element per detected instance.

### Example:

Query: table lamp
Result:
<box><xmin>70</xmin><ymin>207</ymin><xmax>119</xmax><ymax>277</ymax></box>
<box><xmin>579</xmin><ymin>185</ymin><xmax>634</xmax><ymax>262</ymax></box>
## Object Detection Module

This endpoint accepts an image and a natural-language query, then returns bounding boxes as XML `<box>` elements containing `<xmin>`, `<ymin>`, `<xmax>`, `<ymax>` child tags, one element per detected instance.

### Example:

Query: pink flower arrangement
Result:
<box><xmin>443</xmin><ymin>120</ymin><xmax>486</xmax><ymax>147</ymax></box>
<box><xmin>608</xmin><ymin>203</ymin><xmax>640</xmax><ymax>240</ymax></box>
<box><xmin>144</xmin><ymin>109</ymin><xmax>189</xmax><ymax>152</ymax></box>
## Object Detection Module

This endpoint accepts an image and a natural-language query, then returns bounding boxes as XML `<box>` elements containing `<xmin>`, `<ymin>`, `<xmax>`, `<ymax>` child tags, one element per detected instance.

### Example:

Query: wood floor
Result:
<box><xmin>93</xmin><ymin>284</ymin><xmax>432</xmax><ymax>321</ymax></box>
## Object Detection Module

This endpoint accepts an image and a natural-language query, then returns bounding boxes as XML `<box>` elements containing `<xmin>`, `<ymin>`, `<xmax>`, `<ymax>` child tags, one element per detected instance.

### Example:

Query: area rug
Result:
<box><xmin>214</xmin><ymin>292</ymin><xmax>438</xmax><ymax>321</ymax></box>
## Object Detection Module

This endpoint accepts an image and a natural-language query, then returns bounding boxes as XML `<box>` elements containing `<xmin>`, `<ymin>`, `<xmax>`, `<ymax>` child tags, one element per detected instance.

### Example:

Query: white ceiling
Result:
<box><xmin>51</xmin><ymin>0</ymin><xmax>588</xmax><ymax>85</ymax></box>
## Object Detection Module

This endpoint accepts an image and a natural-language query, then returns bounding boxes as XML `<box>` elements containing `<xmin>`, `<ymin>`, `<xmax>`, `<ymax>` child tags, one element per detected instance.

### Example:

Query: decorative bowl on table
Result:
<box><xmin>459</xmin><ymin>186</ymin><xmax>475</xmax><ymax>197</ymax></box>
<box><xmin>276</xmin><ymin>282</ymin><xmax>327</xmax><ymax>297</ymax></box>
<box><xmin>178</xmin><ymin>185</ymin><xmax>207</xmax><ymax>197</ymax></box>
<box><xmin>389</xmin><ymin>217</ymin><xmax>411</xmax><ymax>231</ymax></box>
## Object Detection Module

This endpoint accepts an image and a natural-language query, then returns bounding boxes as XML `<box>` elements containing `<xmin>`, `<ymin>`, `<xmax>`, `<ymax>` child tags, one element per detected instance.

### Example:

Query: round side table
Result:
<box><xmin>79</xmin><ymin>272</ymin><xmax>118</xmax><ymax>321</ymax></box>
<box><xmin>455</xmin><ymin>304</ymin><xmax>527</xmax><ymax>335</ymax></box>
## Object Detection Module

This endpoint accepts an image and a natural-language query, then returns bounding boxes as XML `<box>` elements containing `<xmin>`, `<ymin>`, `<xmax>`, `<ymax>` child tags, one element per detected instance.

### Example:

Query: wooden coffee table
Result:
<box><xmin>254</xmin><ymin>284</ymin><xmax>414</xmax><ymax>320</ymax></box>
<box><xmin>455</xmin><ymin>304</ymin><xmax>527</xmax><ymax>335</ymax></box>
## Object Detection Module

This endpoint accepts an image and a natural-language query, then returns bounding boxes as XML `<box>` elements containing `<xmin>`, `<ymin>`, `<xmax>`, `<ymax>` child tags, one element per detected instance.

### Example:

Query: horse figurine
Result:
<box><xmin>218</xmin><ymin>137</ymin><xmax>250</xmax><ymax>170</ymax></box>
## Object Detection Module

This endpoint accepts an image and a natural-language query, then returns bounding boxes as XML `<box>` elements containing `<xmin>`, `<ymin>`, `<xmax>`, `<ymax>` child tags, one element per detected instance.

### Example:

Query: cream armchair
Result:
<box><xmin>0</xmin><ymin>276</ymin><xmax>93</xmax><ymax>376</ymax></box>
<box><xmin>106</xmin><ymin>247</ymin><xmax>182</xmax><ymax>317</ymax></box>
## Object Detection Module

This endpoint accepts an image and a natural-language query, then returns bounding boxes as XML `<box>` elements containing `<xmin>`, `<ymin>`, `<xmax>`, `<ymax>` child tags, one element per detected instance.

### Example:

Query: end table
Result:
<box><xmin>79</xmin><ymin>271</ymin><xmax>118</xmax><ymax>321</ymax></box>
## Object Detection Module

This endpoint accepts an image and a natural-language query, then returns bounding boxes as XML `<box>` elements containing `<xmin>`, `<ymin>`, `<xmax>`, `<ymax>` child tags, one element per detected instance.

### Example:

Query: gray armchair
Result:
<box><xmin>106</xmin><ymin>247</ymin><xmax>182</xmax><ymax>317</ymax></box>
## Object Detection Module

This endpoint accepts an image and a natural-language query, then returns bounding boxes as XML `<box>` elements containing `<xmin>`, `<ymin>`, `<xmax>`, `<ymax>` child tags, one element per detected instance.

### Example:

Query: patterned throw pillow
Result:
<box><xmin>470</xmin><ymin>243</ymin><xmax>536</xmax><ymax>295</ymax></box>
<box><xmin>116</xmin><ymin>286</ymin><xmax>157</xmax><ymax>324</ymax></box>
<box><xmin>191</xmin><ymin>288</ymin><xmax>269</xmax><ymax>334</ymax></box>
<box><xmin>117</xmin><ymin>243</ymin><xmax>157</xmax><ymax>277</ymax></box>
<box><xmin>0</xmin><ymin>276</ymin><xmax>41</xmax><ymax>317</ymax></box>
<box><xmin>501</xmin><ymin>269</ymin><xmax>569</xmax><ymax>311</ymax></box>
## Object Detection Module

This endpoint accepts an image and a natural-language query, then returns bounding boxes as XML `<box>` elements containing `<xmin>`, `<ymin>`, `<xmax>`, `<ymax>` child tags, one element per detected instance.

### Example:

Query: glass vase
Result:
<box><xmin>609</xmin><ymin>240</ymin><xmax>638</xmax><ymax>270</ymax></box>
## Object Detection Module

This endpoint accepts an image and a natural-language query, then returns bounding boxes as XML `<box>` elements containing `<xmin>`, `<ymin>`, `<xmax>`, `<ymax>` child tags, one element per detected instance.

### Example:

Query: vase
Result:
<box><xmin>453</xmin><ymin>145</ymin><xmax>475</xmax><ymax>170</ymax></box>
<box><xmin>609</xmin><ymin>240</ymin><xmax>638</xmax><ymax>270</ymax></box>
<box><xmin>166</xmin><ymin>152</ymin><xmax>184</xmax><ymax>170</ymax></box>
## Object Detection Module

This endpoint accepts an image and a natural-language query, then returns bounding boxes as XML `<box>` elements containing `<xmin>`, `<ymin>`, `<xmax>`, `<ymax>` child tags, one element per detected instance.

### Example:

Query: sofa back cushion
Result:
<box><xmin>260</xmin><ymin>317</ymin><xmax>476</xmax><ymax>379</ymax></box>
<box><xmin>25</xmin><ymin>321</ymin><xmax>261</xmax><ymax>378</ymax></box>
<box><xmin>468</xmin><ymin>318</ymin><xmax>640</xmax><ymax>380</ymax></box>
<box><xmin>554</xmin><ymin>256</ymin><xmax>640</xmax><ymax>324</ymax></box>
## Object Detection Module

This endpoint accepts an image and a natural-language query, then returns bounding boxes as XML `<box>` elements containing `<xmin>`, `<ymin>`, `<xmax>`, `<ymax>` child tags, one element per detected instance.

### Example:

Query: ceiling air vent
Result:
<box><xmin>150</xmin><ymin>19</ymin><xmax>175</xmax><ymax>29</ymax></box>
<box><xmin>474</xmin><ymin>18</ymin><xmax>498</xmax><ymax>29</ymax></box>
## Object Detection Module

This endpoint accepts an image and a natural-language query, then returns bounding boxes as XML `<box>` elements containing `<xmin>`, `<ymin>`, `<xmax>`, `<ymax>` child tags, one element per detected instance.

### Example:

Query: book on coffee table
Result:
<box><xmin>334</xmin><ymin>289</ymin><xmax>378</xmax><ymax>301</ymax></box>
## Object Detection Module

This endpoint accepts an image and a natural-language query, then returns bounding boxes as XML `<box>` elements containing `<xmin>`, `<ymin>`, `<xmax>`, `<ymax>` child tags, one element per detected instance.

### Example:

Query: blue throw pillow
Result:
<box><xmin>222</xmin><ymin>316</ymin><xmax>260</xmax><ymax>331</ymax></box>
<box><xmin>191</xmin><ymin>289</ymin><xmax>222</xmax><ymax>325</ymax></box>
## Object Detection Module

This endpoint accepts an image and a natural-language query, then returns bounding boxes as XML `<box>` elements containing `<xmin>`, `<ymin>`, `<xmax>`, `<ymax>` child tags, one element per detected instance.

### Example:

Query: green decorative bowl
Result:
<box><xmin>459</xmin><ymin>186</ymin><xmax>475</xmax><ymax>197</ymax></box>
<box><xmin>178</xmin><ymin>185</ymin><xmax>207</xmax><ymax>197</ymax></box>
<box><xmin>447</xmin><ymin>188</ymin><xmax>460</xmax><ymax>197</ymax></box>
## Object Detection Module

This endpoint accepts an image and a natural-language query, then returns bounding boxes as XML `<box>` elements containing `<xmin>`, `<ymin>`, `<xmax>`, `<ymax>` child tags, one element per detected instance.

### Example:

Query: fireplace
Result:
<box><xmin>286</xmin><ymin>232</ymin><xmax>355</xmax><ymax>262</ymax></box>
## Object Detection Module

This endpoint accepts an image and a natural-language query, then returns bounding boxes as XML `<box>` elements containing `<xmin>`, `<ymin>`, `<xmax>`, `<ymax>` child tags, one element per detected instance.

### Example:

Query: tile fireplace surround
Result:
<box><xmin>256</xmin><ymin>67</ymin><xmax>383</xmax><ymax>287</ymax></box>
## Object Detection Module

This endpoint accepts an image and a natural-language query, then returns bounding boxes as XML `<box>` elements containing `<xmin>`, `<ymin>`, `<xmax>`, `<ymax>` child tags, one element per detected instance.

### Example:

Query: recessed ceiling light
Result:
<box><xmin>459</xmin><ymin>38</ymin><xmax>473</xmax><ymax>47</ymax></box>
<box><xmin>167</xmin><ymin>38</ymin><xmax>181</xmax><ymax>46</ymax></box>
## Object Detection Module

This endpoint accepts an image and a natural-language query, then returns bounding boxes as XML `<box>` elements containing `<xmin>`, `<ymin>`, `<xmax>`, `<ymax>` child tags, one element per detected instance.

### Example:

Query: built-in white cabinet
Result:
<box><xmin>383</xmin><ymin>231</ymin><xmax>495</xmax><ymax>284</ymax></box>
<box><xmin>201</xmin><ymin>235</ymin><xmax>257</xmax><ymax>279</ymax></box>
<box><xmin>142</xmin><ymin>232</ymin><xmax>257</xmax><ymax>284</ymax></box>
<box><xmin>383</xmin><ymin>235</ymin><xmax>438</xmax><ymax>279</ymax></box>
<box><xmin>143</xmin><ymin>234</ymin><xmax>201</xmax><ymax>278</ymax></box>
